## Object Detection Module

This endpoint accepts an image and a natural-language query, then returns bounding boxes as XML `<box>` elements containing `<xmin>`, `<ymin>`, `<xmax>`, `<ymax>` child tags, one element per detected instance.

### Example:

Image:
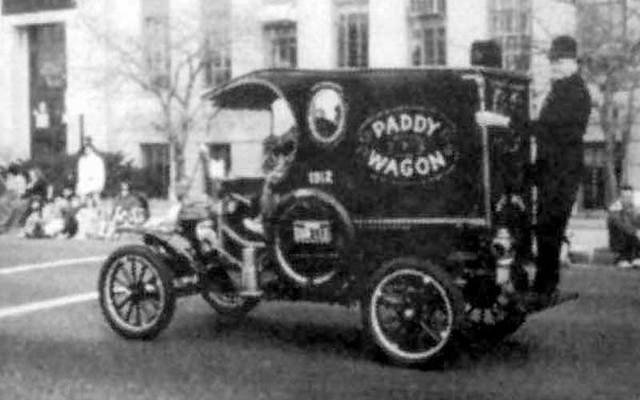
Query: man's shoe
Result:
<box><xmin>523</xmin><ymin>291</ymin><xmax>548</xmax><ymax>312</ymax></box>
<box><xmin>524</xmin><ymin>290</ymin><xmax>558</xmax><ymax>312</ymax></box>
<box><xmin>617</xmin><ymin>260</ymin><xmax>633</xmax><ymax>269</ymax></box>
<box><xmin>632</xmin><ymin>259</ymin><xmax>640</xmax><ymax>269</ymax></box>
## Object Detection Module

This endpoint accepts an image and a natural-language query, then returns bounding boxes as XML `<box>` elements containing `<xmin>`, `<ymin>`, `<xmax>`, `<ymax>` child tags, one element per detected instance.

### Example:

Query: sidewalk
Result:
<box><xmin>566</xmin><ymin>216</ymin><xmax>614</xmax><ymax>266</ymax></box>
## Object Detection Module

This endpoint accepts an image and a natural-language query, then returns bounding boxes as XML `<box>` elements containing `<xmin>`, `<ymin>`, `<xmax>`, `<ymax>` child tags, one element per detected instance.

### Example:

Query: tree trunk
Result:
<box><xmin>621</xmin><ymin>87</ymin><xmax>637</xmax><ymax>186</ymax></box>
<box><xmin>168</xmin><ymin>138</ymin><xmax>177</xmax><ymax>201</ymax></box>
<box><xmin>604</xmin><ymin>136</ymin><xmax>619</xmax><ymax>205</ymax></box>
<box><xmin>164</xmin><ymin>102</ymin><xmax>177</xmax><ymax>200</ymax></box>
<box><xmin>600</xmin><ymin>93</ymin><xmax>619</xmax><ymax>205</ymax></box>
<box><xmin>174</xmin><ymin>141</ymin><xmax>185</xmax><ymax>182</ymax></box>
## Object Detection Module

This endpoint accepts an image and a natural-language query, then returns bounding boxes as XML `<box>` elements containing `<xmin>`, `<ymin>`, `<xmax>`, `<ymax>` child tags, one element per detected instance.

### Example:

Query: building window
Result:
<box><xmin>410</xmin><ymin>21</ymin><xmax>446</xmax><ymax>66</ymax></box>
<box><xmin>29</xmin><ymin>24</ymin><xmax>67</xmax><ymax>160</ymax></box>
<box><xmin>488</xmin><ymin>0</ymin><xmax>532</xmax><ymax>72</ymax></box>
<box><xmin>204</xmin><ymin>143</ymin><xmax>231</xmax><ymax>194</ymax></box>
<box><xmin>202</xmin><ymin>0</ymin><xmax>232</xmax><ymax>88</ymax></box>
<box><xmin>141</xmin><ymin>0</ymin><xmax>170</xmax><ymax>85</ymax></box>
<box><xmin>408</xmin><ymin>0</ymin><xmax>446</xmax><ymax>66</ymax></box>
<box><xmin>204</xmin><ymin>47</ymin><xmax>231</xmax><ymax>88</ymax></box>
<box><xmin>2</xmin><ymin>0</ymin><xmax>76</xmax><ymax>15</ymax></box>
<box><xmin>337</xmin><ymin>1</ymin><xmax>369</xmax><ymax>68</ymax></box>
<box><xmin>140</xmin><ymin>143</ymin><xmax>170</xmax><ymax>198</ymax></box>
<box><xmin>581</xmin><ymin>145</ymin><xmax>622</xmax><ymax>210</ymax></box>
<box><xmin>409</xmin><ymin>0</ymin><xmax>445</xmax><ymax>16</ymax></box>
<box><xmin>264</xmin><ymin>22</ymin><xmax>297</xmax><ymax>68</ymax></box>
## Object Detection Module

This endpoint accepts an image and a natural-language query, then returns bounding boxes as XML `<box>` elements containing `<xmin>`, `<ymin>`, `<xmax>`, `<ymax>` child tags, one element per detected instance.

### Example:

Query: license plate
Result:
<box><xmin>293</xmin><ymin>220</ymin><xmax>332</xmax><ymax>244</ymax></box>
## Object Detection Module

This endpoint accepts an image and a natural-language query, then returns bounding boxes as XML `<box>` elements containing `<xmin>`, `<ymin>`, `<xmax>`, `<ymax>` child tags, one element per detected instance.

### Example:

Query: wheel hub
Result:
<box><xmin>129</xmin><ymin>281</ymin><xmax>156</xmax><ymax>303</ymax></box>
<box><xmin>402</xmin><ymin>308</ymin><xmax>416</xmax><ymax>320</ymax></box>
<box><xmin>129</xmin><ymin>283</ymin><xmax>143</xmax><ymax>302</ymax></box>
<box><xmin>367</xmin><ymin>266</ymin><xmax>457</xmax><ymax>365</ymax></box>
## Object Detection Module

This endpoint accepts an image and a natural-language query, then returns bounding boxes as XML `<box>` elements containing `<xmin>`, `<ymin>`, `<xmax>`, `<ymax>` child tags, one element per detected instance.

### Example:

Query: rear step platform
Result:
<box><xmin>527</xmin><ymin>290</ymin><xmax>579</xmax><ymax>314</ymax></box>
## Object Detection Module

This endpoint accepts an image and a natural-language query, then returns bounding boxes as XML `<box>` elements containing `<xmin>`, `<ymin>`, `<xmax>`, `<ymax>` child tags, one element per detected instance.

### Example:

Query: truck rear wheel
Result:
<box><xmin>362</xmin><ymin>258</ymin><xmax>464</xmax><ymax>368</ymax></box>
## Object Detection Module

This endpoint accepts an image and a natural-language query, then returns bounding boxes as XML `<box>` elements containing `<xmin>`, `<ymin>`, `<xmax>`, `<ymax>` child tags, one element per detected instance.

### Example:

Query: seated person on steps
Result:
<box><xmin>608</xmin><ymin>185</ymin><xmax>640</xmax><ymax>269</ymax></box>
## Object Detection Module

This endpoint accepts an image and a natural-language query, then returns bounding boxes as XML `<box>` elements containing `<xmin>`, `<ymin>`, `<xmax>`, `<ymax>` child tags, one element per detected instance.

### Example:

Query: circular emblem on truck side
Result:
<box><xmin>356</xmin><ymin>106</ymin><xmax>459</xmax><ymax>184</ymax></box>
<box><xmin>307</xmin><ymin>82</ymin><xmax>348</xmax><ymax>147</ymax></box>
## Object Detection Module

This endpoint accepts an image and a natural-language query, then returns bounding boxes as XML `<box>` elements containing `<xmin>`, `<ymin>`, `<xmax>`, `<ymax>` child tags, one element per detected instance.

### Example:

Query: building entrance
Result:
<box><xmin>29</xmin><ymin>23</ymin><xmax>67</xmax><ymax>160</ymax></box>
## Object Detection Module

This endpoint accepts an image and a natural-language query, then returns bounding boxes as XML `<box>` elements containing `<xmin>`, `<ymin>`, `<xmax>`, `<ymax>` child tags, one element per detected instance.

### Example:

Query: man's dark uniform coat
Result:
<box><xmin>528</xmin><ymin>72</ymin><xmax>591</xmax><ymax>293</ymax></box>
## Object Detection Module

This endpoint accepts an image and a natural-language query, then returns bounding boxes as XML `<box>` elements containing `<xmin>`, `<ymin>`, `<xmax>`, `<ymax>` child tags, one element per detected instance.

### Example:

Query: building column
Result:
<box><xmin>298</xmin><ymin>0</ymin><xmax>335</xmax><ymax>69</ymax></box>
<box><xmin>8</xmin><ymin>25</ymin><xmax>31</xmax><ymax>161</ymax></box>
<box><xmin>369</xmin><ymin>0</ymin><xmax>409</xmax><ymax>68</ymax></box>
<box><xmin>231</xmin><ymin>0</ymin><xmax>264</xmax><ymax>76</ymax></box>
<box><xmin>447</xmin><ymin>0</ymin><xmax>490</xmax><ymax>68</ymax></box>
<box><xmin>0</xmin><ymin>22</ymin><xmax>13</xmax><ymax>163</ymax></box>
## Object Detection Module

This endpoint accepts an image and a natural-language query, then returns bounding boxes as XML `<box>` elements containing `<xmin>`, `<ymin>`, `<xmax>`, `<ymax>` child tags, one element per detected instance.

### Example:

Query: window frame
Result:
<box><xmin>408</xmin><ymin>1</ymin><xmax>447</xmax><ymax>67</ymax></box>
<box><xmin>408</xmin><ymin>0</ymin><xmax>446</xmax><ymax>17</ymax></box>
<box><xmin>336</xmin><ymin>0</ymin><xmax>369</xmax><ymax>68</ymax></box>
<box><xmin>263</xmin><ymin>21</ymin><xmax>298</xmax><ymax>69</ymax></box>
<box><xmin>204</xmin><ymin>46</ymin><xmax>232</xmax><ymax>88</ymax></box>
<box><xmin>488</xmin><ymin>0</ymin><xmax>532</xmax><ymax>72</ymax></box>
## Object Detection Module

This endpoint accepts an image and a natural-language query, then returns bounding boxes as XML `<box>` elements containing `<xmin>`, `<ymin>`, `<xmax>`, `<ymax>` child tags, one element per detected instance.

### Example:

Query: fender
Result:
<box><xmin>118</xmin><ymin>227</ymin><xmax>195</xmax><ymax>276</ymax></box>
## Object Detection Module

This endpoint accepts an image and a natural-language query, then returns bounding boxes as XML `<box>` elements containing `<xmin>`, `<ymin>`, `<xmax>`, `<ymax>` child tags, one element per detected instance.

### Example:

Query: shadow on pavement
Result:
<box><xmin>166</xmin><ymin>304</ymin><xmax>537</xmax><ymax>370</ymax></box>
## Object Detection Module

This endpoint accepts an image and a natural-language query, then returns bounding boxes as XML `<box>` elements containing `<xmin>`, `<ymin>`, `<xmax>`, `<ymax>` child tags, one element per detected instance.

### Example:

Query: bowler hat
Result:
<box><xmin>471</xmin><ymin>40</ymin><xmax>502</xmax><ymax>68</ymax></box>
<box><xmin>548</xmin><ymin>35</ymin><xmax>577</xmax><ymax>61</ymax></box>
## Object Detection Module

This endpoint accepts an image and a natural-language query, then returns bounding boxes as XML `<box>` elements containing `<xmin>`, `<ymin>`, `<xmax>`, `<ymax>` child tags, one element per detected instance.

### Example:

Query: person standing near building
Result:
<box><xmin>4</xmin><ymin>163</ymin><xmax>27</xmax><ymax>198</ymax></box>
<box><xmin>476</xmin><ymin>35</ymin><xmax>592</xmax><ymax>306</ymax></box>
<box><xmin>23</xmin><ymin>167</ymin><xmax>48</xmax><ymax>200</ymax></box>
<box><xmin>76</xmin><ymin>137</ymin><xmax>106</xmax><ymax>202</ymax></box>
<box><xmin>33</xmin><ymin>101</ymin><xmax>51</xmax><ymax>130</ymax></box>
<box><xmin>0</xmin><ymin>164</ymin><xmax>27</xmax><ymax>232</ymax></box>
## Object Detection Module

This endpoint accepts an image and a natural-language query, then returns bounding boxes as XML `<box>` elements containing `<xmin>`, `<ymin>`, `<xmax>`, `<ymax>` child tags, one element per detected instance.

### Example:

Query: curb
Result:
<box><xmin>568</xmin><ymin>248</ymin><xmax>616</xmax><ymax>266</ymax></box>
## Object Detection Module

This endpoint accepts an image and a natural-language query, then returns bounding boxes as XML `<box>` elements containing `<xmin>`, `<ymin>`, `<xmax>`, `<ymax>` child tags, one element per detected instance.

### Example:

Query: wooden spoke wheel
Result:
<box><xmin>362</xmin><ymin>258</ymin><xmax>464</xmax><ymax>367</ymax></box>
<box><xmin>99</xmin><ymin>245</ymin><xmax>176</xmax><ymax>340</ymax></box>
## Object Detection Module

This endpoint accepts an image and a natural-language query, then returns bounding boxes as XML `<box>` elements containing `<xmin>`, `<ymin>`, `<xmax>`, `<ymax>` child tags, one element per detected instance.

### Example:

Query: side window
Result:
<box><xmin>262</xmin><ymin>98</ymin><xmax>298</xmax><ymax>176</ymax></box>
<box><xmin>271</xmin><ymin>98</ymin><xmax>296</xmax><ymax>137</ymax></box>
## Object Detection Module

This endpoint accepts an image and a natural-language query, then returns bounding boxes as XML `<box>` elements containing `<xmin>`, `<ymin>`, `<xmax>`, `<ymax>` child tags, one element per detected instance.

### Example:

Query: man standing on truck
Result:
<box><xmin>476</xmin><ymin>35</ymin><xmax>592</xmax><ymax>308</ymax></box>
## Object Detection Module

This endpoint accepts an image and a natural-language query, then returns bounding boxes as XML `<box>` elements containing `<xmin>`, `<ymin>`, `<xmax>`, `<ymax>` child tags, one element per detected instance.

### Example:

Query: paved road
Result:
<box><xmin>1</xmin><ymin>236</ymin><xmax>639</xmax><ymax>399</ymax></box>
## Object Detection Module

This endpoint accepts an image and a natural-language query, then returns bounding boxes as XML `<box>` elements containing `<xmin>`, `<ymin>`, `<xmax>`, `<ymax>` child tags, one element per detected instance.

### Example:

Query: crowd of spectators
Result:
<box><xmin>0</xmin><ymin>137</ymin><xmax>151</xmax><ymax>240</ymax></box>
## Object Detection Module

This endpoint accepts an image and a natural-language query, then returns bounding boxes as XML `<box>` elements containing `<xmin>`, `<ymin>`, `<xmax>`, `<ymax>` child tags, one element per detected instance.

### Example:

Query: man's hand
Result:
<box><xmin>475</xmin><ymin>111</ymin><xmax>511</xmax><ymax>128</ymax></box>
<box><xmin>265</xmin><ymin>156</ymin><xmax>287</xmax><ymax>185</ymax></box>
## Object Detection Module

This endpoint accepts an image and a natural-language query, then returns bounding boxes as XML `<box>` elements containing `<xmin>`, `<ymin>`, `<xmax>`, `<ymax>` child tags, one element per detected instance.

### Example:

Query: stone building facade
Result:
<box><xmin>0</xmin><ymin>0</ymin><xmax>582</xmax><ymax>198</ymax></box>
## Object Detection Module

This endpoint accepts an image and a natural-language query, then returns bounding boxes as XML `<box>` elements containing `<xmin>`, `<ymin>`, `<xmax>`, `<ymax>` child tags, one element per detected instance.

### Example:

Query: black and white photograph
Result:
<box><xmin>0</xmin><ymin>0</ymin><xmax>639</xmax><ymax>398</ymax></box>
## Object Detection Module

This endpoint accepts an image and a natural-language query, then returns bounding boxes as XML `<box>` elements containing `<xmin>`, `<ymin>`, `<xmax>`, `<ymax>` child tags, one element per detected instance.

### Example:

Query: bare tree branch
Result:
<box><xmin>578</xmin><ymin>1</ymin><xmax>640</xmax><ymax>201</ymax></box>
<box><xmin>79</xmin><ymin>8</ymin><xmax>223</xmax><ymax>197</ymax></box>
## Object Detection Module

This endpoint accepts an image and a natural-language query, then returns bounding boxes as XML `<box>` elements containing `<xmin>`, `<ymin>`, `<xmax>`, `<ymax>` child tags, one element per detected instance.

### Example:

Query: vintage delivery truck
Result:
<box><xmin>98</xmin><ymin>67</ymin><xmax>572</xmax><ymax>367</ymax></box>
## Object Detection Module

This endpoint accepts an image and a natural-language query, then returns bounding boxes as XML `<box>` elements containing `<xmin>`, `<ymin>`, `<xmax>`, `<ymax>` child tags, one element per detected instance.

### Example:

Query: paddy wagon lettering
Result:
<box><xmin>357</xmin><ymin>106</ymin><xmax>458</xmax><ymax>183</ymax></box>
<box><xmin>371</xmin><ymin>113</ymin><xmax>442</xmax><ymax>138</ymax></box>
<box><xmin>367</xmin><ymin>150</ymin><xmax>448</xmax><ymax>178</ymax></box>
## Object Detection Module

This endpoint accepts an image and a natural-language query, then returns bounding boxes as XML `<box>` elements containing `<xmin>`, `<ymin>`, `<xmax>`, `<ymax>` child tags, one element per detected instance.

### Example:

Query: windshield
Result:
<box><xmin>262</xmin><ymin>98</ymin><xmax>297</xmax><ymax>178</ymax></box>
<box><xmin>206</xmin><ymin>94</ymin><xmax>298</xmax><ymax>179</ymax></box>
